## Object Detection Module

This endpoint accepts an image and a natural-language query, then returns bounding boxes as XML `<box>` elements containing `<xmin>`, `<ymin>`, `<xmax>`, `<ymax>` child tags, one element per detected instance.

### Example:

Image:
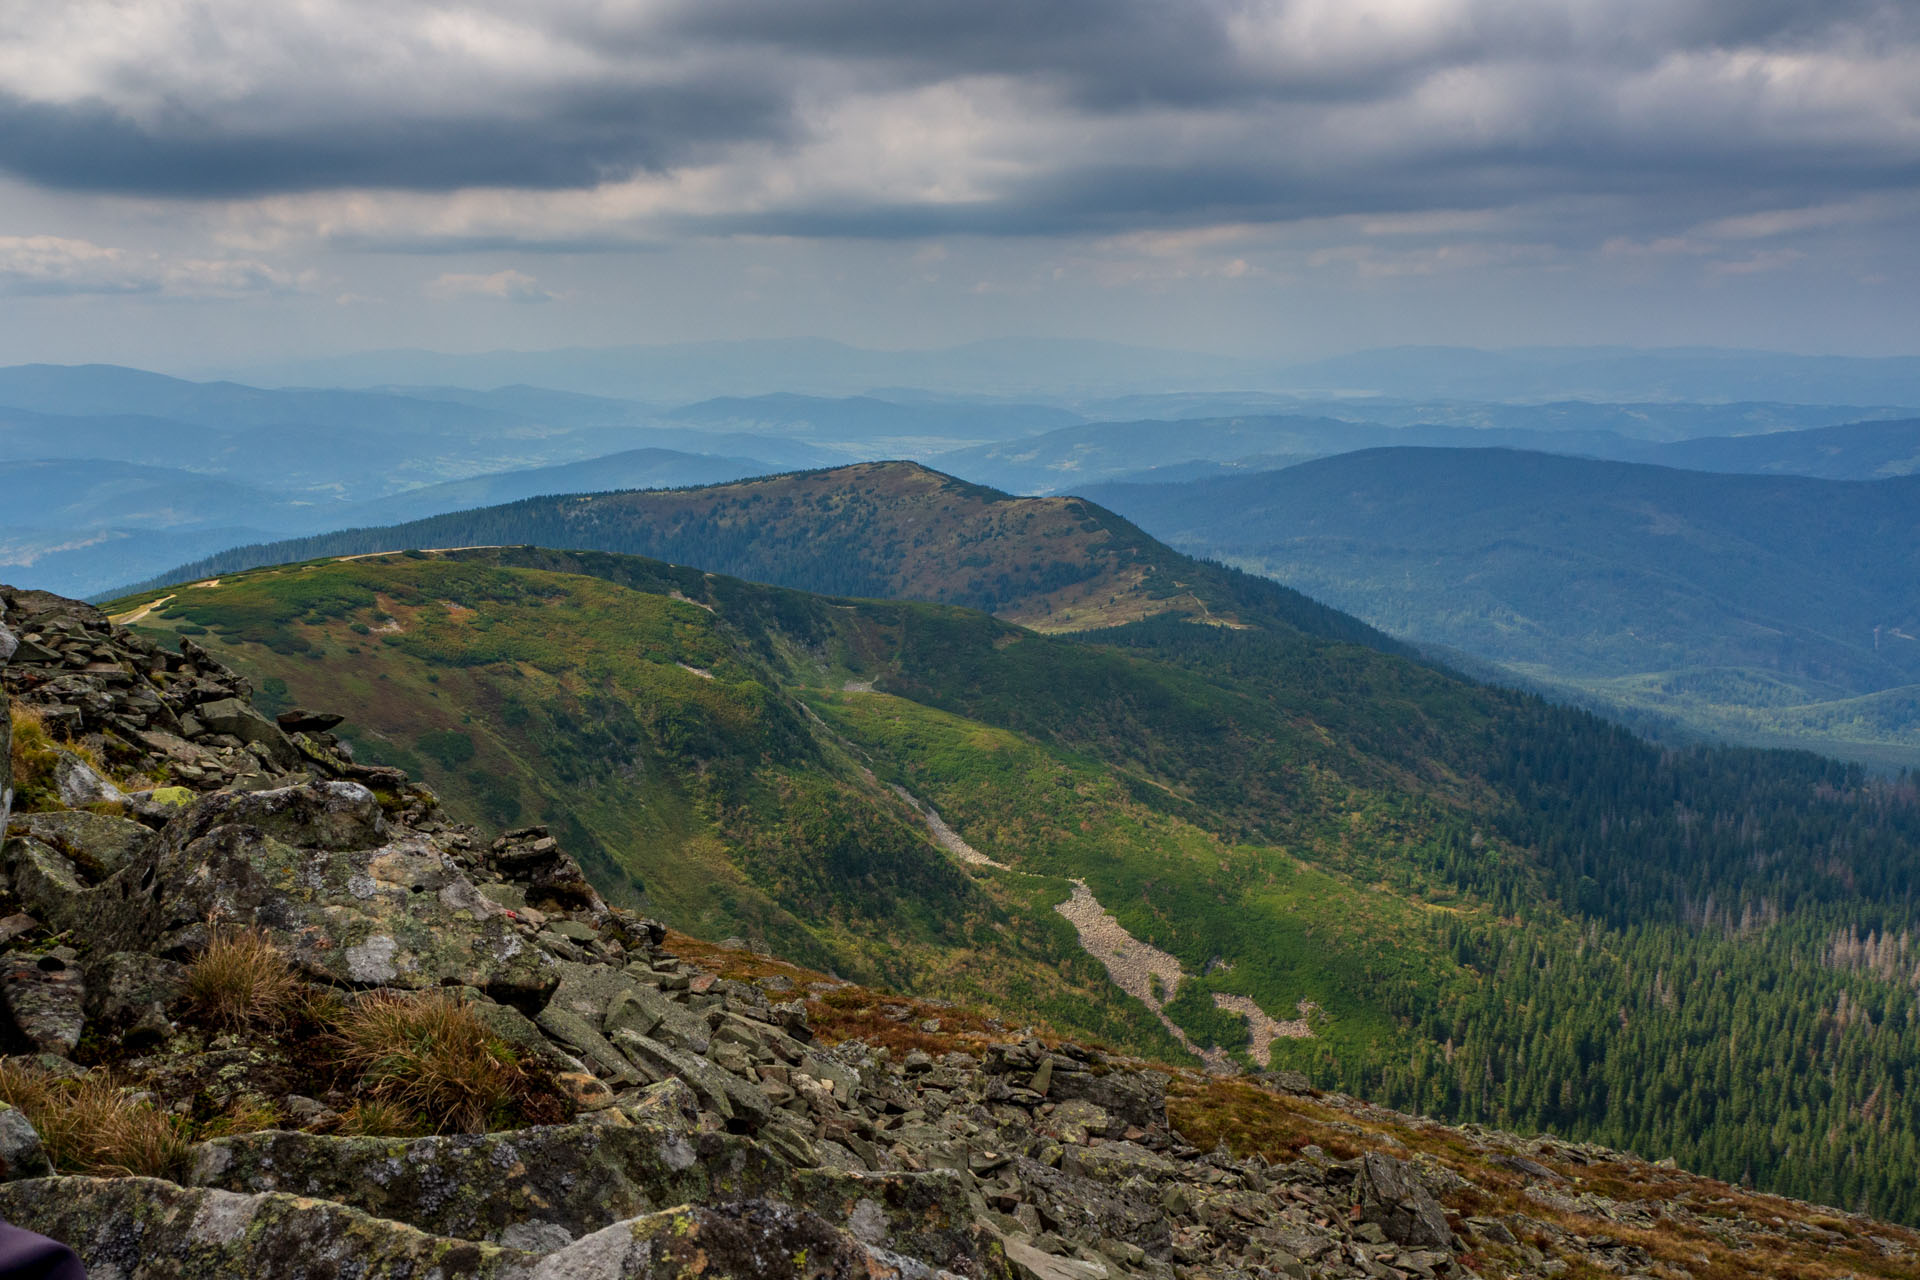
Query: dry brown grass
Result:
<box><xmin>0</xmin><ymin>1059</ymin><xmax>191</xmax><ymax>1178</ymax></box>
<box><xmin>1168</xmin><ymin>1073</ymin><xmax>1920</xmax><ymax>1280</ymax></box>
<box><xmin>184</xmin><ymin>929</ymin><xmax>301</xmax><ymax>1031</ymax></box>
<box><xmin>335</xmin><ymin>1097</ymin><xmax>425</xmax><ymax>1137</ymax></box>
<box><xmin>333</xmin><ymin>991</ymin><xmax>524</xmax><ymax>1133</ymax></box>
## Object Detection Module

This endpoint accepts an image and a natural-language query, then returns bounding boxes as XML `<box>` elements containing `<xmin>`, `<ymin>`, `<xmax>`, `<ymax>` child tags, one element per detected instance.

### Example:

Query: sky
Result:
<box><xmin>1</xmin><ymin>0</ymin><xmax>1918</xmax><ymax>372</ymax></box>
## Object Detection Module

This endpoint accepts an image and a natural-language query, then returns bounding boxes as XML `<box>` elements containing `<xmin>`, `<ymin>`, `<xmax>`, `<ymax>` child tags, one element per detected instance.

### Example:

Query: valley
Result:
<box><xmin>102</xmin><ymin>524</ymin><xmax>1920</xmax><ymax>1222</ymax></box>
<box><xmin>1089</xmin><ymin>448</ymin><xmax>1920</xmax><ymax>767</ymax></box>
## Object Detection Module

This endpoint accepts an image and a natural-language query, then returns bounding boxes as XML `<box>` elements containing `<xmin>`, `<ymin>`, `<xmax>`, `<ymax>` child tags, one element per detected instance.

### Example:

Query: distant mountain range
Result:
<box><xmin>218</xmin><ymin>339</ymin><xmax>1920</xmax><ymax>405</ymax></box>
<box><xmin>1087</xmin><ymin>448</ymin><xmax>1920</xmax><ymax>766</ymax></box>
<box><xmin>935</xmin><ymin>412</ymin><xmax>1920</xmax><ymax>493</ymax></box>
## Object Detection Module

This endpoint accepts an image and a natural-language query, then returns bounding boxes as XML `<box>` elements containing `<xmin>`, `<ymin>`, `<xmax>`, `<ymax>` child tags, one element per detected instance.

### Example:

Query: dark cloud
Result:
<box><xmin>0</xmin><ymin>0</ymin><xmax>1915</xmax><ymax>245</ymax></box>
<box><xmin>0</xmin><ymin>79</ymin><xmax>794</xmax><ymax>196</ymax></box>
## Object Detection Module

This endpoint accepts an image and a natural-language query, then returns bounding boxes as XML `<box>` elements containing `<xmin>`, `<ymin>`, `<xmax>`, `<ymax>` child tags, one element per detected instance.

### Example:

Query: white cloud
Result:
<box><xmin>424</xmin><ymin>268</ymin><xmax>555</xmax><ymax>302</ymax></box>
<box><xmin>0</xmin><ymin>234</ymin><xmax>313</xmax><ymax>297</ymax></box>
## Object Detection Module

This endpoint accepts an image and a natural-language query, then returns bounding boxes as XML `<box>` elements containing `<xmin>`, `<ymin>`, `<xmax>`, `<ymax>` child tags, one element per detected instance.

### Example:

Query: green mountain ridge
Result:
<box><xmin>117</xmin><ymin>462</ymin><xmax>1394</xmax><ymax>649</ymax></box>
<box><xmin>104</xmin><ymin>512</ymin><xmax>1920</xmax><ymax>1220</ymax></box>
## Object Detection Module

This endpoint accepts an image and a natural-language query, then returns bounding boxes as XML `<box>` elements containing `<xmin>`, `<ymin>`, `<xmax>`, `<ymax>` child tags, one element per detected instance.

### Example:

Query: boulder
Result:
<box><xmin>92</xmin><ymin>789</ymin><xmax>555</xmax><ymax>999</ymax></box>
<box><xmin>0</xmin><ymin>1175</ymin><xmax>535</xmax><ymax>1279</ymax></box>
<box><xmin>610</xmin><ymin>1029</ymin><xmax>775</xmax><ymax>1131</ymax></box>
<box><xmin>0</xmin><ymin>1103</ymin><xmax>49</xmax><ymax>1180</ymax></box>
<box><xmin>51</xmin><ymin>750</ymin><xmax>126</xmax><ymax>810</ymax></box>
<box><xmin>165</xmin><ymin>781</ymin><xmax>389</xmax><ymax>852</ymax></box>
<box><xmin>189</xmin><ymin>1122</ymin><xmax>788</xmax><ymax>1251</ymax></box>
<box><xmin>0</xmin><ymin>946</ymin><xmax>86</xmax><ymax>1057</ymax></box>
<box><xmin>85</xmin><ymin>951</ymin><xmax>186</xmax><ymax>1049</ymax></box>
<box><xmin>1356</xmin><ymin>1150</ymin><xmax>1455</xmax><ymax>1248</ymax></box>
<box><xmin>275</xmin><ymin>708</ymin><xmax>344</xmax><ymax>734</ymax></box>
<box><xmin>1</xmin><ymin>686</ymin><xmax>14</xmax><ymax>836</ymax></box>
<box><xmin>6</xmin><ymin>809</ymin><xmax>153</xmax><ymax>879</ymax></box>
<box><xmin>1</xmin><ymin>837</ymin><xmax>93</xmax><ymax>934</ymax></box>
<box><xmin>488</xmin><ymin>828</ymin><xmax>606</xmax><ymax>917</ymax></box>
<box><xmin>192</xmin><ymin>698</ymin><xmax>301</xmax><ymax>770</ymax></box>
<box><xmin>538</xmin><ymin>1199</ymin><xmax>952</xmax><ymax>1280</ymax></box>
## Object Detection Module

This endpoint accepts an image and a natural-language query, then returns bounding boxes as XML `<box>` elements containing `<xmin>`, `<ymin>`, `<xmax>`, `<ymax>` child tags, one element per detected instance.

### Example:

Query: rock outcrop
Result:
<box><xmin>4</xmin><ymin>582</ymin><xmax>1920</xmax><ymax>1280</ymax></box>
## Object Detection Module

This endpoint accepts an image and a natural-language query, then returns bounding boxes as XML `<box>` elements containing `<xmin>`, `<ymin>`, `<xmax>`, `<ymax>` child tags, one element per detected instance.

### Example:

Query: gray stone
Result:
<box><xmin>0</xmin><ymin>1103</ymin><xmax>48</xmax><ymax>1180</ymax></box>
<box><xmin>1</xmin><ymin>836</ymin><xmax>93</xmax><ymax>934</ymax></box>
<box><xmin>0</xmin><ymin>945</ymin><xmax>85</xmax><ymax>1056</ymax></box>
<box><xmin>610</xmin><ymin>1029</ymin><xmax>773</xmax><ymax>1130</ymax></box>
<box><xmin>190</xmin><ymin>1122</ymin><xmax>788</xmax><ymax>1250</ymax></box>
<box><xmin>51</xmin><ymin>750</ymin><xmax>126</xmax><ymax>809</ymax></box>
<box><xmin>0</xmin><ymin>1175</ymin><xmax>535</xmax><ymax>1278</ymax></box>
<box><xmin>91</xmin><ymin>795</ymin><xmax>555</xmax><ymax>998</ymax></box>
<box><xmin>6</xmin><ymin>809</ymin><xmax>153</xmax><ymax>879</ymax></box>
<box><xmin>535</xmin><ymin>1005</ymin><xmax>642</xmax><ymax>1085</ymax></box>
<box><xmin>1356</xmin><ymin>1150</ymin><xmax>1455</xmax><ymax>1248</ymax></box>
<box><xmin>193</xmin><ymin>698</ymin><xmax>302</xmax><ymax>769</ymax></box>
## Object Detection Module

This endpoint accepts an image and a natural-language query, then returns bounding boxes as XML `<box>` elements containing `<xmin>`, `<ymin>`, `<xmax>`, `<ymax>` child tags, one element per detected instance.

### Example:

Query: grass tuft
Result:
<box><xmin>184</xmin><ymin>929</ymin><xmax>301</xmax><ymax>1031</ymax></box>
<box><xmin>333</xmin><ymin>990</ymin><xmax>524</xmax><ymax>1133</ymax></box>
<box><xmin>0</xmin><ymin>1059</ymin><xmax>191</xmax><ymax>1178</ymax></box>
<box><xmin>335</xmin><ymin>1097</ymin><xmax>426</xmax><ymax>1138</ymax></box>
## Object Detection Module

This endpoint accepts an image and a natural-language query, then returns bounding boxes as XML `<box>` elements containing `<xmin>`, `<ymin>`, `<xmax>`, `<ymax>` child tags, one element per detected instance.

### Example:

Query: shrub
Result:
<box><xmin>184</xmin><ymin>929</ymin><xmax>300</xmax><ymax>1031</ymax></box>
<box><xmin>333</xmin><ymin>991</ymin><xmax>523</xmax><ymax>1133</ymax></box>
<box><xmin>0</xmin><ymin>1060</ymin><xmax>192</xmax><ymax>1178</ymax></box>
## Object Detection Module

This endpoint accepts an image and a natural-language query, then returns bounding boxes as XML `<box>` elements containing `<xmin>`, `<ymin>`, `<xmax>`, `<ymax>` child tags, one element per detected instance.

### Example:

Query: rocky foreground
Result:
<box><xmin>2</xmin><ymin>583</ymin><xmax>1918</xmax><ymax>1280</ymax></box>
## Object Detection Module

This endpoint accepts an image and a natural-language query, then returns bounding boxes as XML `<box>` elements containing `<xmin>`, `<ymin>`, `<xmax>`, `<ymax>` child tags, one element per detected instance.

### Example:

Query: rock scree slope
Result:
<box><xmin>6</xmin><ymin>586</ymin><xmax>1920</xmax><ymax>1275</ymax></box>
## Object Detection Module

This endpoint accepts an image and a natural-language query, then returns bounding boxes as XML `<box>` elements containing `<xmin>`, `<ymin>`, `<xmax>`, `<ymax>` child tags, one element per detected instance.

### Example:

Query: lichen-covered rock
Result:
<box><xmin>1</xmin><ymin>836</ymin><xmax>93</xmax><ymax>934</ymax></box>
<box><xmin>543</xmin><ymin>1199</ymin><xmax>987</xmax><ymax>1280</ymax></box>
<box><xmin>189</xmin><ymin>1122</ymin><xmax>789</xmax><ymax>1250</ymax></box>
<box><xmin>0</xmin><ymin>1175</ymin><xmax>537</xmax><ymax>1279</ymax></box>
<box><xmin>0</xmin><ymin>945</ymin><xmax>86</xmax><ymax>1056</ymax></box>
<box><xmin>0</xmin><ymin>680</ymin><xmax>16</xmax><ymax>836</ymax></box>
<box><xmin>84</xmin><ymin>950</ymin><xmax>186</xmax><ymax>1049</ymax></box>
<box><xmin>193</xmin><ymin>697</ymin><xmax>302</xmax><ymax>770</ymax></box>
<box><xmin>0</xmin><ymin>1103</ymin><xmax>49</xmax><ymax>1180</ymax></box>
<box><xmin>50</xmin><ymin>750</ymin><xmax>126</xmax><ymax>810</ymax></box>
<box><xmin>1355</xmin><ymin>1150</ymin><xmax>1454</xmax><ymax>1248</ymax></box>
<box><xmin>790</xmin><ymin>1166</ymin><xmax>994</xmax><ymax>1270</ymax></box>
<box><xmin>488</xmin><ymin>827</ymin><xmax>607</xmax><ymax>917</ymax></box>
<box><xmin>6</xmin><ymin>809</ymin><xmax>154</xmax><ymax>880</ymax></box>
<box><xmin>92</xmin><ymin>789</ymin><xmax>555</xmax><ymax>997</ymax></box>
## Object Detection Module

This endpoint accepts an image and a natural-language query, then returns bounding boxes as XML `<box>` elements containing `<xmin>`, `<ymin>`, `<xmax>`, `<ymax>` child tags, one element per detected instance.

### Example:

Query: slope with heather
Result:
<box><xmin>100</xmin><ymin>539</ymin><xmax>1920</xmax><ymax>1220</ymax></box>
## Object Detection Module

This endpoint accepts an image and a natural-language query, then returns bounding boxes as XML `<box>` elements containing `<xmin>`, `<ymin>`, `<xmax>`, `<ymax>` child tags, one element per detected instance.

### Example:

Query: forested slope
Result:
<box><xmin>103</xmin><ymin>541</ymin><xmax>1920</xmax><ymax>1219</ymax></box>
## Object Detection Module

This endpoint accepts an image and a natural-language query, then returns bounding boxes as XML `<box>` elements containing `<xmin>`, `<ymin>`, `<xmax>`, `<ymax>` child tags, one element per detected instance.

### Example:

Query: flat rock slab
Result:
<box><xmin>0</xmin><ymin>1177</ymin><xmax>976</xmax><ymax>1280</ymax></box>
<box><xmin>0</xmin><ymin>1175</ymin><xmax>537</xmax><ymax>1279</ymax></box>
<box><xmin>190</xmin><ymin>1123</ymin><xmax>788</xmax><ymax>1250</ymax></box>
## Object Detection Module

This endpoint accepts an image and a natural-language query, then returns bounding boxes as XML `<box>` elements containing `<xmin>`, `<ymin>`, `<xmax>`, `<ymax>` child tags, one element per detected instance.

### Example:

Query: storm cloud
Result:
<box><xmin>0</xmin><ymin>0</ymin><xmax>1914</xmax><ymax>240</ymax></box>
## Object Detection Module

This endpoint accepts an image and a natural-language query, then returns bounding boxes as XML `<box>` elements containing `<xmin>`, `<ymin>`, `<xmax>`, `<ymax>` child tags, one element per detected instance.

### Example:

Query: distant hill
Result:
<box><xmin>120</xmin><ymin>461</ymin><xmax>1392</xmax><ymax>646</ymax></box>
<box><xmin>940</xmin><ymin>412</ymin><xmax>1920</xmax><ymax>495</ymax></box>
<box><xmin>1281</xmin><ymin>345</ymin><xmax>1920</xmax><ymax>405</ymax></box>
<box><xmin>325</xmin><ymin>448</ymin><xmax>784</xmax><ymax>529</ymax></box>
<box><xmin>1656</xmin><ymin>417</ymin><xmax>1920</xmax><ymax>479</ymax></box>
<box><xmin>1087</xmin><ymin>448</ymin><xmax>1920</xmax><ymax>765</ymax></box>
<box><xmin>666</xmin><ymin>392</ymin><xmax>1082</xmax><ymax>445</ymax></box>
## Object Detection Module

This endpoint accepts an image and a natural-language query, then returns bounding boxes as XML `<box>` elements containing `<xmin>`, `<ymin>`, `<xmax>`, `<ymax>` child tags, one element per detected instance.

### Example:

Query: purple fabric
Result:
<box><xmin>0</xmin><ymin>1221</ymin><xmax>84</xmax><ymax>1280</ymax></box>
